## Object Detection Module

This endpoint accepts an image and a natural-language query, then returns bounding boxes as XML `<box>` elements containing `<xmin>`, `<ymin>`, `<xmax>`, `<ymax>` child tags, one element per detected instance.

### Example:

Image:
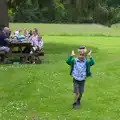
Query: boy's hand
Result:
<box><xmin>88</xmin><ymin>49</ymin><xmax>92</xmax><ymax>57</ymax></box>
<box><xmin>71</xmin><ymin>50</ymin><xmax>75</xmax><ymax>56</ymax></box>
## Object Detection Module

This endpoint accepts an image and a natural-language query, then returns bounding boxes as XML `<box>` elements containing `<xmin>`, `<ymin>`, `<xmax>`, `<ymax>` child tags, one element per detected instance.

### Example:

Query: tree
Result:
<box><xmin>7</xmin><ymin>0</ymin><xmax>120</xmax><ymax>25</ymax></box>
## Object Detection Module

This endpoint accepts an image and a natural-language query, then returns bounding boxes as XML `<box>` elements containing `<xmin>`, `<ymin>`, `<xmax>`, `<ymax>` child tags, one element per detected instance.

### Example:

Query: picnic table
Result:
<box><xmin>8</xmin><ymin>40</ymin><xmax>32</xmax><ymax>63</ymax></box>
<box><xmin>9</xmin><ymin>40</ymin><xmax>31</xmax><ymax>52</ymax></box>
<box><xmin>0</xmin><ymin>40</ymin><xmax>44</xmax><ymax>64</ymax></box>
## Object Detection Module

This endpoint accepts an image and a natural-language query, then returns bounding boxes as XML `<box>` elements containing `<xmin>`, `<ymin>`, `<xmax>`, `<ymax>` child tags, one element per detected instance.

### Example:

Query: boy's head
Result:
<box><xmin>78</xmin><ymin>46</ymin><xmax>86</xmax><ymax>60</ymax></box>
<box><xmin>78</xmin><ymin>46</ymin><xmax>87</xmax><ymax>53</ymax></box>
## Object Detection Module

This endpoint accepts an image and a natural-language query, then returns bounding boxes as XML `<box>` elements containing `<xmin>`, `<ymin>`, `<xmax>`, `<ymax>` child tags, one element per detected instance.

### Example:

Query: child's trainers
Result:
<box><xmin>73</xmin><ymin>103</ymin><xmax>79</xmax><ymax>109</ymax></box>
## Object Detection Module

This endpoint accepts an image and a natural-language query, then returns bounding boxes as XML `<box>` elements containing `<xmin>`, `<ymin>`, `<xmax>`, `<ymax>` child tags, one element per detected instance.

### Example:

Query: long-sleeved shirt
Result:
<box><xmin>0</xmin><ymin>32</ymin><xmax>9</xmax><ymax>46</ymax></box>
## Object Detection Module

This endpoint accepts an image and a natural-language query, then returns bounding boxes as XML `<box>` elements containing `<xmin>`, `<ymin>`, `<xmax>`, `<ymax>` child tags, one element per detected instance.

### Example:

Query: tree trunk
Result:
<box><xmin>0</xmin><ymin>0</ymin><xmax>8</xmax><ymax>28</ymax></box>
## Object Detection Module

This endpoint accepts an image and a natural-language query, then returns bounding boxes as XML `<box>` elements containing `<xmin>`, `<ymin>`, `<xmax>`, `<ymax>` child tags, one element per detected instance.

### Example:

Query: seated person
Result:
<box><xmin>10</xmin><ymin>29</ymin><xmax>19</xmax><ymax>40</ymax></box>
<box><xmin>28</xmin><ymin>30</ymin><xmax>38</xmax><ymax>42</ymax></box>
<box><xmin>30</xmin><ymin>35</ymin><xmax>43</xmax><ymax>54</ymax></box>
<box><xmin>30</xmin><ymin>35</ymin><xmax>43</xmax><ymax>64</ymax></box>
<box><xmin>28</xmin><ymin>30</ymin><xmax>32</xmax><ymax>39</ymax></box>
<box><xmin>23</xmin><ymin>30</ymin><xmax>38</xmax><ymax>53</ymax></box>
<box><xmin>0</xmin><ymin>27</ymin><xmax>10</xmax><ymax>53</ymax></box>
<box><xmin>23</xmin><ymin>28</ymin><xmax>29</xmax><ymax>39</ymax></box>
<box><xmin>14</xmin><ymin>29</ymin><xmax>19</xmax><ymax>36</ymax></box>
<box><xmin>14</xmin><ymin>29</ymin><xmax>26</xmax><ymax>41</ymax></box>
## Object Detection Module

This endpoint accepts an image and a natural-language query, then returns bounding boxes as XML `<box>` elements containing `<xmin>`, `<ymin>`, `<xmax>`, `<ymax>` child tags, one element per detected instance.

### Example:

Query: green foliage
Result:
<box><xmin>111</xmin><ymin>8</ymin><xmax>120</xmax><ymax>24</ymax></box>
<box><xmin>8</xmin><ymin>9</ymin><xmax>15</xmax><ymax>22</ymax></box>
<box><xmin>7</xmin><ymin>0</ymin><xmax>120</xmax><ymax>25</ymax></box>
<box><xmin>94</xmin><ymin>5</ymin><xmax>109</xmax><ymax>25</ymax></box>
<box><xmin>13</xmin><ymin>0</ymin><xmax>42</xmax><ymax>23</ymax></box>
<box><xmin>107</xmin><ymin>0</ymin><xmax>120</xmax><ymax>7</ymax></box>
<box><xmin>53</xmin><ymin>0</ymin><xmax>67</xmax><ymax>22</ymax></box>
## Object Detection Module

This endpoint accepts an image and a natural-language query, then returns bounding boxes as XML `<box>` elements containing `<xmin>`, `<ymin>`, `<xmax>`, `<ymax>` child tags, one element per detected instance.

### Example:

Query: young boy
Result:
<box><xmin>66</xmin><ymin>46</ymin><xmax>95</xmax><ymax>109</ymax></box>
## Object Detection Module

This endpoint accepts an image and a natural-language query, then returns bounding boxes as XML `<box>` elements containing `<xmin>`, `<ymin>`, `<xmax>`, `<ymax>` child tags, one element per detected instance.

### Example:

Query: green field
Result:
<box><xmin>0</xmin><ymin>24</ymin><xmax>120</xmax><ymax>120</ymax></box>
<box><xmin>10</xmin><ymin>23</ymin><xmax>120</xmax><ymax>36</ymax></box>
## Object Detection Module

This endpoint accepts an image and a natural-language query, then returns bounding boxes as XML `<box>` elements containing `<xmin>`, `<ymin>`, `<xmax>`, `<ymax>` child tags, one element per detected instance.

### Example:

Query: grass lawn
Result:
<box><xmin>10</xmin><ymin>23</ymin><xmax>120</xmax><ymax>36</ymax></box>
<box><xmin>0</xmin><ymin>24</ymin><xmax>120</xmax><ymax>120</ymax></box>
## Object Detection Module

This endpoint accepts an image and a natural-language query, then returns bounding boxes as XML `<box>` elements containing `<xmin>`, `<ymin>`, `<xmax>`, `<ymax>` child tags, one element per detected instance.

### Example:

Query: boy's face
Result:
<box><xmin>78</xmin><ymin>50</ymin><xmax>85</xmax><ymax>60</ymax></box>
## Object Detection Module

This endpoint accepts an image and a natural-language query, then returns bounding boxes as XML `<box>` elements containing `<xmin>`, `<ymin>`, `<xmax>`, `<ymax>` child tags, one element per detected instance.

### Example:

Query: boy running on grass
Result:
<box><xmin>66</xmin><ymin>46</ymin><xmax>95</xmax><ymax>108</ymax></box>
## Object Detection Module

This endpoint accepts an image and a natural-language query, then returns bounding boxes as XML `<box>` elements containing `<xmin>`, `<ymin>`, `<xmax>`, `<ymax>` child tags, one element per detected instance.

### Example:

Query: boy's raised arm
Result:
<box><xmin>88</xmin><ymin>50</ymin><xmax>95</xmax><ymax>66</ymax></box>
<box><xmin>66</xmin><ymin>50</ymin><xmax>75</xmax><ymax>65</ymax></box>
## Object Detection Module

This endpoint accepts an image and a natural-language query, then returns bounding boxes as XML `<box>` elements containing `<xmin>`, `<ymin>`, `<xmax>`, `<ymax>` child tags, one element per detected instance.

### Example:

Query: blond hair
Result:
<box><xmin>78</xmin><ymin>47</ymin><xmax>87</xmax><ymax>53</ymax></box>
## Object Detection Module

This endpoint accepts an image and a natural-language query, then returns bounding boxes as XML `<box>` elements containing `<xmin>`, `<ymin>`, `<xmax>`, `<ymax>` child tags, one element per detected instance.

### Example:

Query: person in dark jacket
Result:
<box><xmin>0</xmin><ymin>27</ymin><xmax>10</xmax><ymax>53</ymax></box>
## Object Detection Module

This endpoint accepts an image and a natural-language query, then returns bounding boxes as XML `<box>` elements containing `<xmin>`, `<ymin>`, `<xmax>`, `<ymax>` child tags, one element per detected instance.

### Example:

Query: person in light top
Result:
<box><xmin>30</xmin><ymin>35</ymin><xmax>43</xmax><ymax>54</ymax></box>
<box><xmin>30</xmin><ymin>35</ymin><xmax>43</xmax><ymax>64</ymax></box>
<box><xmin>23</xmin><ymin>28</ymin><xmax>29</xmax><ymax>38</ymax></box>
<box><xmin>14</xmin><ymin>29</ymin><xmax>19</xmax><ymax>37</ymax></box>
<box><xmin>29</xmin><ymin>30</ymin><xmax>38</xmax><ymax>42</ymax></box>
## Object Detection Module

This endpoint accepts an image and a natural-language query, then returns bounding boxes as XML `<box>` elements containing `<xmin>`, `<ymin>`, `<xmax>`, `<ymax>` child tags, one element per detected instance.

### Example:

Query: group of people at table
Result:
<box><xmin>0</xmin><ymin>27</ymin><xmax>44</xmax><ymax>63</ymax></box>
